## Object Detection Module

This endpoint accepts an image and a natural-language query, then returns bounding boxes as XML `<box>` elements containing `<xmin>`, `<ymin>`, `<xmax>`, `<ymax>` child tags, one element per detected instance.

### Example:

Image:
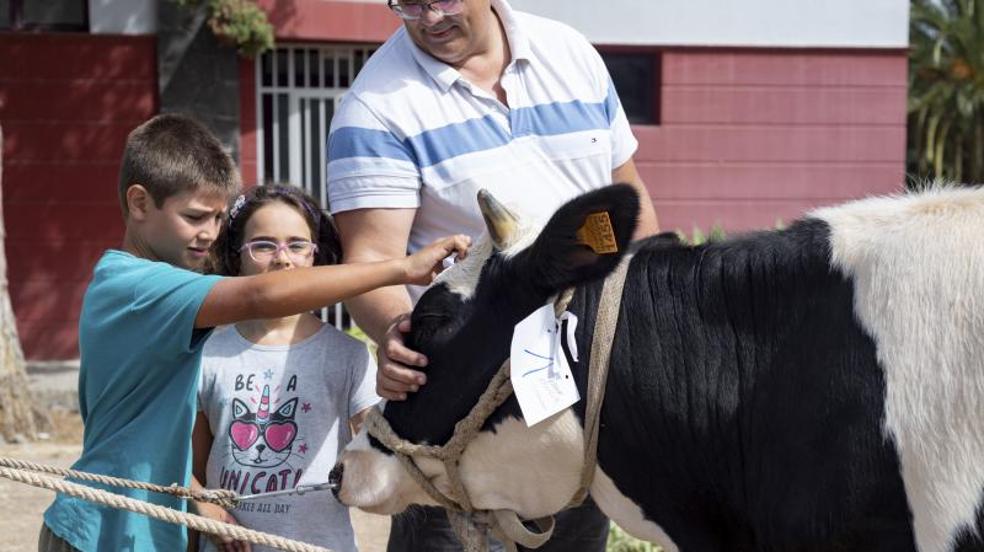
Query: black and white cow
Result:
<box><xmin>333</xmin><ymin>184</ymin><xmax>984</xmax><ymax>551</ymax></box>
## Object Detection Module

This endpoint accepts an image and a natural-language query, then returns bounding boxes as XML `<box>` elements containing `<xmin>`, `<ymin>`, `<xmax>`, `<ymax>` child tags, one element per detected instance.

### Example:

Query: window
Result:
<box><xmin>256</xmin><ymin>44</ymin><xmax>378</xmax><ymax>330</ymax></box>
<box><xmin>601</xmin><ymin>51</ymin><xmax>661</xmax><ymax>125</ymax></box>
<box><xmin>257</xmin><ymin>44</ymin><xmax>377</xmax><ymax>207</ymax></box>
<box><xmin>1</xmin><ymin>0</ymin><xmax>89</xmax><ymax>31</ymax></box>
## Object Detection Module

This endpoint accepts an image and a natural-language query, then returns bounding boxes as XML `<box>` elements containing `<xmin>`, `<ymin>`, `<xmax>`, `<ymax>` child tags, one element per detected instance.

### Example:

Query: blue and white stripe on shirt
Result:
<box><xmin>327</xmin><ymin>0</ymin><xmax>638</xmax><ymax>257</ymax></box>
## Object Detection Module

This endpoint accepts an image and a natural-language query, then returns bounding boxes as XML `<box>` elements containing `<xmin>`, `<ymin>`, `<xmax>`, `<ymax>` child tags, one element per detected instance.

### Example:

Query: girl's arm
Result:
<box><xmin>190</xmin><ymin>413</ymin><xmax>252</xmax><ymax>552</ymax></box>
<box><xmin>195</xmin><ymin>234</ymin><xmax>470</xmax><ymax>329</ymax></box>
<box><xmin>191</xmin><ymin>413</ymin><xmax>212</xmax><ymax>496</ymax></box>
<box><xmin>188</xmin><ymin>413</ymin><xmax>209</xmax><ymax>552</ymax></box>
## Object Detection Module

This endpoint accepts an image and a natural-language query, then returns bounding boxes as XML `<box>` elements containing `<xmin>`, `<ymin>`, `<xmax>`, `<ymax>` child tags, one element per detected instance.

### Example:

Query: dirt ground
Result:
<box><xmin>0</xmin><ymin>410</ymin><xmax>390</xmax><ymax>552</ymax></box>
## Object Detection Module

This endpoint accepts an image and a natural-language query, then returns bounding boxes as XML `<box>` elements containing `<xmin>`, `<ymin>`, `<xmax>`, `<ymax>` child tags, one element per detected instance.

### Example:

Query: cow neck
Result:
<box><xmin>364</xmin><ymin>253</ymin><xmax>634</xmax><ymax>552</ymax></box>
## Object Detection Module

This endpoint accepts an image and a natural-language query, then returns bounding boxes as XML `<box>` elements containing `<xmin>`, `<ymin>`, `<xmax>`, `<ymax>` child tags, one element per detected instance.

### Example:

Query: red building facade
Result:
<box><xmin>0</xmin><ymin>33</ymin><xmax>157</xmax><ymax>360</ymax></box>
<box><xmin>2</xmin><ymin>0</ymin><xmax>909</xmax><ymax>360</ymax></box>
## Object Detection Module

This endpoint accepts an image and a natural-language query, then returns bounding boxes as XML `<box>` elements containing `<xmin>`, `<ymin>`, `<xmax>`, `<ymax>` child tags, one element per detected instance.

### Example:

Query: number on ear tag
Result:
<box><xmin>576</xmin><ymin>211</ymin><xmax>618</xmax><ymax>254</ymax></box>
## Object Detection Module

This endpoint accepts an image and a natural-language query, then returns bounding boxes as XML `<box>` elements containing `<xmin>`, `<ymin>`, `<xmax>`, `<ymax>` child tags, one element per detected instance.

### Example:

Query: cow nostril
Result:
<box><xmin>328</xmin><ymin>463</ymin><xmax>344</xmax><ymax>498</ymax></box>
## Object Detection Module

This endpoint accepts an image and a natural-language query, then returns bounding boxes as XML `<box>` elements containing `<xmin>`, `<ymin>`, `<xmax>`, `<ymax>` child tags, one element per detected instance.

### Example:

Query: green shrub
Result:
<box><xmin>175</xmin><ymin>0</ymin><xmax>274</xmax><ymax>57</ymax></box>
<box><xmin>678</xmin><ymin>223</ymin><xmax>727</xmax><ymax>245</ymax></box>
<box><xmin>345</xmin><ymin>324</ymin><xmax>369</xmax><ymax>343</ymax></box>
<box><xmin>607</xmin><ymin>524</ymin><xmax>661</xmax><ymax>552</ymax></box>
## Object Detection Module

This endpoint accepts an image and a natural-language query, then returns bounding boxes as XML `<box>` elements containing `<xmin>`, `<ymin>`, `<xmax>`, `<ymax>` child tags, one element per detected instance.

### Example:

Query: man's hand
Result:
<box><xmin>376</xmin><ymin>313</ymin><xmax>429</xmax><ymax>400</ymax></box>
<box><xmin>401</xmin><ymin>234</ymin><xmax>471</xmax><ymax>286</ymax></box>
<box><xmin>193</xmin><ymin>502</ymin><xmax>252</xmax><ymax>552</ymax></box>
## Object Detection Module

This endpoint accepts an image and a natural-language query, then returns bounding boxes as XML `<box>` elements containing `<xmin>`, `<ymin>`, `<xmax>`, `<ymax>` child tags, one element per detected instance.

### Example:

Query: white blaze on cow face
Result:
<box><xmin>813</xmin><ymin>185</ymin><xmax>984</xmax><ymax>552</ymax></box>
<box><xmin>334</xmin><ymin>410</ymin><xmax>587</xmax><ymax>518</ymax></box>
<box><xmin>332</xmin><ymin>427</ymin><xmax>440</xmax><ymax>514</ymax></box>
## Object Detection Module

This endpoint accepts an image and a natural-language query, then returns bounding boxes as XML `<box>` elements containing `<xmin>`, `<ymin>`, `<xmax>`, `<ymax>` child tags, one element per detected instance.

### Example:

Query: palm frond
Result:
<box><xmin>908</xmin><ymin>0</ymin><xmax>984</xmax><ymax>184</ymax></box>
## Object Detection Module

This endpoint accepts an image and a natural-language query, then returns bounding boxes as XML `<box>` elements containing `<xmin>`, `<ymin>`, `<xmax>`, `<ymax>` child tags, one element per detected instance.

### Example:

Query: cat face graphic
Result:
<box><xmin>229</xmin><ymin>393</ymin><xmax>298</xmax><ymax>468</ymax></box>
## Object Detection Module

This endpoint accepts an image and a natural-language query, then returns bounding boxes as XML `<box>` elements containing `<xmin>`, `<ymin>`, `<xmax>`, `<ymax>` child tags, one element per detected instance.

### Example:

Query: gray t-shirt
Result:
<box><xmin>198</xmin><ymin>324</ymin><xmax>379</xmax><ymax>552</ymax></box>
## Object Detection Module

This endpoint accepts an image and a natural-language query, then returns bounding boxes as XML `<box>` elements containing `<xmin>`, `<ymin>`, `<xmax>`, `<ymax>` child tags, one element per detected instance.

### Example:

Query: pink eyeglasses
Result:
<box><xmin>239</xmin><ymin>240</ymin><xmax>318</xmax><ymax>263</ymax></box>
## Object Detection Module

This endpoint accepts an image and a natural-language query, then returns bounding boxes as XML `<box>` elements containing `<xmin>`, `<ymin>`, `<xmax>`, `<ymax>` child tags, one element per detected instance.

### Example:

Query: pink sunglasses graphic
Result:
<box><xmin>229</xmin><ymin>387</ymin><xmax>299</xmax><ymax>453</ymax></box>
<box><xmin>229</xmin><ymin>420</ymin><xmax>297</xmax><ymax>452</ymax></box>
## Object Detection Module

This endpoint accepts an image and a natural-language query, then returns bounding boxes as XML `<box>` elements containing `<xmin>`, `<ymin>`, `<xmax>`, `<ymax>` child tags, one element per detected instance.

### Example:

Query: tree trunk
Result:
<box><xmin>0</xmin><ymin>124</ymin><xmax>49</xmax><ymax>443</ymax></box>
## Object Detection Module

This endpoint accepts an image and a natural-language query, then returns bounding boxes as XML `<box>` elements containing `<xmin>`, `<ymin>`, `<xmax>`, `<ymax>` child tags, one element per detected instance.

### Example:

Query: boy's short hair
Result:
<box><xmin>118</xmin><ymin>114</ymin><xmax>241</xmax><ymax>216</ymax></box>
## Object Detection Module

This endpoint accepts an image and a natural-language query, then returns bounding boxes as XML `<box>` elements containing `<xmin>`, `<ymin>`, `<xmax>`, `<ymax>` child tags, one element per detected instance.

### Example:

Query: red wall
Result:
<box><xmin>240</xmin><ymin>57</ymin><xmax>259</xmax><ymax>188</ymax></box>
<box><xmin>258</xmin><ymin>0</ymin><xmax>399</xmax><ymax>43</ymax></box>
<box><xmin>0</xmin><ymin>33</ymin><xmax>157</xmax><ymax>360</ymax></box>
<box><xmin>636</xmin><ymin>49</ymin><xmax>908</xmax><ymax>234</ymax></box>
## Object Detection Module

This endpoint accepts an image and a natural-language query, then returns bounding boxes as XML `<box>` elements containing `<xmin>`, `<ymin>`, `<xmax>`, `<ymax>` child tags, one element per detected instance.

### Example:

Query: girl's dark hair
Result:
<box><xmin>210</xmin><ymin>184</ymin><xmax>342</xmax><ymax>276</ymax></box>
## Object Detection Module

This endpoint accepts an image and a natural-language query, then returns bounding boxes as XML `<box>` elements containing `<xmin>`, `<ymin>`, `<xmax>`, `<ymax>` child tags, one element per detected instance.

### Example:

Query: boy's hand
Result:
<box><xmin>402</xmin><ymin>234</ymin><xmax>471</xmax><ymax>286</ymax></box>
<box><xmin>194</xmin><ymin>502</ymin><xmax>252</xmax><ymax>552</ymax></box>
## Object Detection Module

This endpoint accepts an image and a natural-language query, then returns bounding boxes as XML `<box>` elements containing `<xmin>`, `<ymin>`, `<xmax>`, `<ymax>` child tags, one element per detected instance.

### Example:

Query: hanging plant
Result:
<box><xmin>175</xmin><ymin>0</ymin><xmax>274</xmax><ymax>58</ymax></box>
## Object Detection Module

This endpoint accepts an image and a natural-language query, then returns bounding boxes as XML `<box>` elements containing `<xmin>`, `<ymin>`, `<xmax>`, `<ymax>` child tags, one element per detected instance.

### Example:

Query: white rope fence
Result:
<box><xmin>0</xmin><ymin>459</ymin><xmax>331</xmax><ymax>552</ymax></box>
<box><xmin>0</xmin><ymin>456</ymin><xmax>237</xmax><ymax>506</ymax></box>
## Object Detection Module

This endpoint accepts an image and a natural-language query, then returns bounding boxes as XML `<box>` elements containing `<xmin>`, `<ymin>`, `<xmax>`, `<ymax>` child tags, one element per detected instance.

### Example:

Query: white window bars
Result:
<box><xmin>256</xmin><ymin>44</ymin><xmax>378</xmax><ymax>331</ymax></box>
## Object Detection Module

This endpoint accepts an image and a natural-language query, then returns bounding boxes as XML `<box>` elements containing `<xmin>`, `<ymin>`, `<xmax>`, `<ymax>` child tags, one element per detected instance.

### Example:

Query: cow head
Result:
<box><xmin>333</xmin><ymin>184</ymin><xmax>639</xmax><ymax>518</ymax></box>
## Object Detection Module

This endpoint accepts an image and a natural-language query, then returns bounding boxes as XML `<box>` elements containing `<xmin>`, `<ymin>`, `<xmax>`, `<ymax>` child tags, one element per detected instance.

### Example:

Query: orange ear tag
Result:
<box><xmin>576</xmin><ymin>211</ymin><xmax>619</xmax><ymax>254</ymax></box>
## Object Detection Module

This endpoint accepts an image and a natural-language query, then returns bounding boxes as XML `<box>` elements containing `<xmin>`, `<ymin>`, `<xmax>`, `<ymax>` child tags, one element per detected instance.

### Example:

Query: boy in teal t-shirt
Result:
<box><xmin>41</xmin><ymin>114</ymin><xmax>470</xmax><ymax>551</ymax></box>
<box><xmin>47</xmin><ymin>252</ymin><xmax>222</xmax><ymax>550</ymax></box>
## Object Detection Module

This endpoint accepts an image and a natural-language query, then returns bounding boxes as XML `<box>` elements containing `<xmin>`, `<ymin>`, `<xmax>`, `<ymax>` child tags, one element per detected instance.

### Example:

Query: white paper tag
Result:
<box><xmin>510</xmin><ymin>304</ymin><xmax>580</xmax><ymax>427</ymax></box>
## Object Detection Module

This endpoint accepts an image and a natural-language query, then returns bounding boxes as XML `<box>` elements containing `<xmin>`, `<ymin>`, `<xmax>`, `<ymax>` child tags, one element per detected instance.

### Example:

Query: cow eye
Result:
<box><xmin>413</xmin><ymin>311</ymin><xmax>449</xmax><ymax>321</ymax></box>
<box><xmin>408</xmin><ymin>311</ymin><xmax>455</xmax><ymax>350</ymax></box>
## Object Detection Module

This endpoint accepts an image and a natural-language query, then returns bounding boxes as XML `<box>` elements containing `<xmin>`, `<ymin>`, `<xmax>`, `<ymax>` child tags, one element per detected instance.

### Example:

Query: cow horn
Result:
<box><xmin>478</xmin><ymin>189</ymin><xmax>520</xmax><ymax>249</ymax></box>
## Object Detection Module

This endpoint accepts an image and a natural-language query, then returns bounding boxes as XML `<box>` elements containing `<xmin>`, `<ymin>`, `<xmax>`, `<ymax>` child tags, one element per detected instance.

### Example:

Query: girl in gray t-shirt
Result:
<box><xmin>192</xmin><ymin>185</ymin><xmax>379</xmax><ymax>552</ymax></box>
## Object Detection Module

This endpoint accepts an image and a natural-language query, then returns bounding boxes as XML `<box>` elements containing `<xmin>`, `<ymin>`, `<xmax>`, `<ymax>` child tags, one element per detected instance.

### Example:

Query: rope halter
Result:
<box><xmin>363</xmin><ymin>253</ymin><xmax>633</xmax><ymax>552</ymax></box>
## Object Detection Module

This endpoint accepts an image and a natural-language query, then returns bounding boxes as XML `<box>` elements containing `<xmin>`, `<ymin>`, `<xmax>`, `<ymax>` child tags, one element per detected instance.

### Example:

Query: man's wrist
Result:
<box><xmin>345</xmin><ymin>288</ymin><xmax>414</xmax><ymax>344</ymax></box>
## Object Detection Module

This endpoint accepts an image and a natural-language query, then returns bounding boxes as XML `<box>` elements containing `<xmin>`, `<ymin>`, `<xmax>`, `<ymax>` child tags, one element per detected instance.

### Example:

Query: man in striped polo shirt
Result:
<box><xmin>327</xmin><ymin>0</ymin><xmax>659</xmax><ymax>549</ymax></box>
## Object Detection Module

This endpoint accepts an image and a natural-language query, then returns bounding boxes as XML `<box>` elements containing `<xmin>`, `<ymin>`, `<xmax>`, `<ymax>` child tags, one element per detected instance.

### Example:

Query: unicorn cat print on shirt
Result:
<box><xmin>229</xmin><ymin>384</ymin><xmax>299</xmax><ymax>468</ymax></box>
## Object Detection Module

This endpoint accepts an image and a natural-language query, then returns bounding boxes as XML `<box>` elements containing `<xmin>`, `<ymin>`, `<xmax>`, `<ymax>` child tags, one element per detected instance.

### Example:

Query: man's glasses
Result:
<box><xmin>239</xmin><ymin>240</ymin><xmax>318</xmax><ymax>263</ymax></box>
<box><xmin>387</xmin><ymin>0</ymin><xmax>464</xmax><ymax>20</ymax></box>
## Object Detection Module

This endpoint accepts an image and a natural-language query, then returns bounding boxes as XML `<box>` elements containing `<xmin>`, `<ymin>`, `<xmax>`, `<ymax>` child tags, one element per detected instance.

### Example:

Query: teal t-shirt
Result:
<box><xmin>44</xmin><ymin>250</ymin><xmax>223</xmax><ymax>552</ymax></box>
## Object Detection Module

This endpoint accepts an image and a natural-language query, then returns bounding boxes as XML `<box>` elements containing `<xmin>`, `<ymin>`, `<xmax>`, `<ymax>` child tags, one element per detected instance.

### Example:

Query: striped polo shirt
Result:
<box><xmin>327</xmin><ymin>0</ymin><xmax>638</xmax><ymax>256</ymax></box>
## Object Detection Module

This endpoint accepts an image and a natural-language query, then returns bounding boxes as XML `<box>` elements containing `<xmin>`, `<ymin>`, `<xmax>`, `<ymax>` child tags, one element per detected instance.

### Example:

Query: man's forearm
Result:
<box><xmin>613</xmin><ymin>159</ymin><xmax>660</xmax><ymax>238</ymax></box>
<box><xmin>637</xmin><ymin>194</ymin><xmax>660</xmax><ymax>237</ymax></box>
<box><xmin>345</xmin><ymin>285</ymin><xmax>414</xmax><ymax>344</ymax></box>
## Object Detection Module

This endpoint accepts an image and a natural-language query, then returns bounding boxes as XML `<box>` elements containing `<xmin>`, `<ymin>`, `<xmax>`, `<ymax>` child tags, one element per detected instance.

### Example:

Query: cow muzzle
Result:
<box><xmin>332</xmin><ymin>430</ymin><xmax>436</xmax><ymax>515</ymax></box>
<box><xmin>328</xmin><ymin>463</ymin><xmax>343</xmax><ymax>498</ymax></box>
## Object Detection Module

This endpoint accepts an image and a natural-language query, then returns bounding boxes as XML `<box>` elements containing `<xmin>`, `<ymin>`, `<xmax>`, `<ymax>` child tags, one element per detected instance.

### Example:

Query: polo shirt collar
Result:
<box><xmin>494</xmin><ymin>0</ymin><xmax>533</xmax><ymax>62</ymax></box>
<box><xmin>404</xmin><ymin>0</ymin><xmax>533</xmax><ymax>93</ymax></box>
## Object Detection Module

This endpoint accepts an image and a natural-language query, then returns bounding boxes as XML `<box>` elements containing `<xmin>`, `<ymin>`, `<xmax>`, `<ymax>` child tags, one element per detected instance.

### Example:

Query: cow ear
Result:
<box><xmin>524</xmin><ymin>183</ymin><xmax>639</xmax><ymax>291</ymax></box>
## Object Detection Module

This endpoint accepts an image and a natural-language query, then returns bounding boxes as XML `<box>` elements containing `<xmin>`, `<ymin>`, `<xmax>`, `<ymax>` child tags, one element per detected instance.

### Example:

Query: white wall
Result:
<box><xmin>89</xmin><ymin>0</ymin><xmax>156</xmax><ymax>34</ymax></box>
<box><xmin>508</xmin><ymin>0</ymin><xmax>909</xmax><ymax>48</ymax></box>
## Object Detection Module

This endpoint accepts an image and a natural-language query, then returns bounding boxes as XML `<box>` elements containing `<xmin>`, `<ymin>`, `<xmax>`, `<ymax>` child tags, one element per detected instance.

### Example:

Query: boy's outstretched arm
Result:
<box><xmin>194</xmin><ymin>234</ymin><xmax>469</xmax><ymax>329</ymax></box>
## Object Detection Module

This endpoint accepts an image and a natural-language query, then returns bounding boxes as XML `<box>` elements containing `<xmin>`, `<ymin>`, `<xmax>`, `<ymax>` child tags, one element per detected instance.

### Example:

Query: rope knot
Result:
<box><xmin>200</xmin><ymin>488</ymin><xmax>239</xmax><ymax>509</ymax></box>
